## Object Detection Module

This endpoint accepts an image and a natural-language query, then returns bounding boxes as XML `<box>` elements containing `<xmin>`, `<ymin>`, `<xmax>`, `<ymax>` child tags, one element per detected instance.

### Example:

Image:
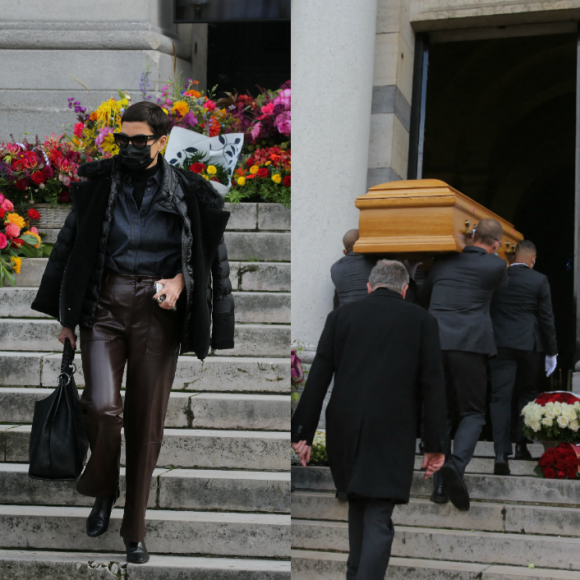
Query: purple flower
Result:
<box><xmin>274</xmin><ymin>111</ymin><xmax>291</xmax><ymax>136</ymax></box>
<box><xmin>182</xmin><ymin>111</ymin><xmax>198</xmax><ymax>128</ymax></box>
<box><xmin>251</xmin><ymin>122</ymin><xmax>262</xmax><ymax>141</ymax></box>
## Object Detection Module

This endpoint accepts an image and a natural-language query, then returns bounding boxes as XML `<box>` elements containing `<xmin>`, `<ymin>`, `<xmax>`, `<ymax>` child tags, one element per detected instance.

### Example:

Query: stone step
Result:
<box><xmin>38</xmin><ymin>230</ymin><xmax>291</xmax><ymax>262</ymax></box>
<box><xmin>0</xmin><ymin>389</ymin><xmax>290</xmax><ymax>431</ymax></box>
<box><xmin>291</xmin><ymin>491</ymin><xmax>580</xmax><ymax>537</ymax></box>
<box><xmin>15</xmin><ymin>259</ymin><xmax>291</xmax><ymax>292</ymax></box>
<box><xmin>0</xmin><ymin>464</ymin><xmax>289</xmax><ymax>514</ymax></box>
<box><xmin>2</xmin><ymin>426</ymin><xmax>289</xmax><ymax>471</ymax></box>
<box><xmin>0</xmin><ymin>319</ymin><xmax>289</xmax><ymax>358</ymax></box>
<box><xmin>0</xmin><ymin>288</ymin><xmax>291</xmax><ymax>324</ymax></box>
<box><xmin>0</xmin><ymin>549</ymin><xmax>291</xmax><ymax>579</ymax></box>
<box><xmin>0</xmin><ymin>505</ymin><xmax>290</xmax><ymax>558</ymax></box>
<box><xmin>291</xmin><ymin>550</ymin><xmax>580</xmax><ymax>580</ymax></box>
<box><xmin>292</xmin><ymin>519</ymin><xmax>580</xmax><ymax>571</ymax></box>
<box><xmin>0</xmin><ymin>352</ymin><xmax>290</xmax><ymax>393</ymax></box>
<box><xmin>291</xmin><ymin>466</ymin><xmax>580</xmax><ymax>506</ymax></box>
<box><xmin>414</xmin><ymin>439</ymin><xmax>544</xmax><ymax>460</ymax></box>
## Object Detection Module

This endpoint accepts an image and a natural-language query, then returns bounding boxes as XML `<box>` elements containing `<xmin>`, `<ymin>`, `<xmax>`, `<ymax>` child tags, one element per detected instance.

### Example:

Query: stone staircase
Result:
<box><xmin>0</xmin><ymin>202</ymin><xmax>290</xmax><ymax>579</ymax></box>
<box><xmin>292</xmin><ymin>441</ymin><xmax>580</xmax><ymax>579</ymax></box>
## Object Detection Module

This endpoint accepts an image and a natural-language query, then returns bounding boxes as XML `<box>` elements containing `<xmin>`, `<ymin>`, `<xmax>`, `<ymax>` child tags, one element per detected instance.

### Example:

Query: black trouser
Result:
<box><xmin>489</xmin><ymin>348</ymin><xmax>543</xmax><ymax>455</ymax></box>
<box><xmin>346</xmin><ymin>498</ymin><xmax>396</xmax><ymax>580</ymax></box>
<box><xmin>436</xmin><ymin>351</ymin><xmax>488</xmax><ymax>480</ymax></box>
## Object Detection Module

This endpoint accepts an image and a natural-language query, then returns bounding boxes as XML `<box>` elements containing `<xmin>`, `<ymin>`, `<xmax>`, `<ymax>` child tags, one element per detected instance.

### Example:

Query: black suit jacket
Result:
<box><xmin>490</xmin><ymin>265</ymin><xmax>557</xmax><ymax>355</ymax></box>
<box><xmin>291</xmin><ymin>288</ymin><xmax>447</xmax><ymax>502</ymax></box>
<box><xmin>330</xmin><ymin>252</ymin><xmax>376</xmax><ymax>306</ymax></box>
<box><xmin>420</xmin><ymin>246</ymin><xmax>508</xmax><ymax>355</ymax></box>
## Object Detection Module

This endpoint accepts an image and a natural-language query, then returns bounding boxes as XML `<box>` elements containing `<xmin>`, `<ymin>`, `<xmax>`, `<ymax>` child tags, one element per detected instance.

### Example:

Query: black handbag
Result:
<box><xmin>28</xmin><ymin>338</ymin><xmax>89</xmax><ymax>481</ymax></box>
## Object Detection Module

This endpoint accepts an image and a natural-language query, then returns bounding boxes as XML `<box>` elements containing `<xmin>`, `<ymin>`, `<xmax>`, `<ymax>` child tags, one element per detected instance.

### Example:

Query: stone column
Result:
<box><xmin>368</xmin><ymin>0</ymin><xmax>415</xmax><ymax>187</ymax></box>
<box><xmin>291</xmin><ymin>0</ymin><xmax>378</xmax><ymax>352</ymax></box>
<box><xmin>0</xmin><ymin>0</ymin><xmax>191</xmax><ymax>141</ymax></box>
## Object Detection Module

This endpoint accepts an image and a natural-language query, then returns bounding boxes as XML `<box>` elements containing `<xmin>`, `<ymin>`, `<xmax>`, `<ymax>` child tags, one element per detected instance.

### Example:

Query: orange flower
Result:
<box><xmin>184</xmin><ymin>90</ymin><xmax>201</xmax><ymax>98</ymax></box>
<box><xmin>209</xmin><ymin>117</ymin><xmax>221</xmax><ymax>137</ymax></box>
<box><xmin>90</xmin><ymin>111</ymin><xmax>98</xmax><ymax>122</ymax></box>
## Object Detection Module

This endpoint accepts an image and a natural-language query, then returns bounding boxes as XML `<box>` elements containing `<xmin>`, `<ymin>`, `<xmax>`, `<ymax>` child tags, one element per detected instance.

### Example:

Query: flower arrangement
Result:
<box><xmin>185</xmin><ymin>153</ymin><xmax>229</xmax><ymax>186</ymax></box>
<box><xmin>534</xmin><ymin>443</ymin><xmax>580</xmax><ymax>480</ymax></box>
<box><xmin>0</xmin><ymin>138</ymin><xmax>81</xmax><ymax>208</ymax></box>
<box><xmin>228</xmin><ymin>146</ymin><xmax>291</xmax><ymax>206</ymax></box>
<box><xmin>522</xmin><ymin>392</ymin><xmax>580</xmax><ymax>443</ymax></box>
<box><xmin>0</xmin><ymin>195</ymin><xmax>52</xmax><ymax>286</ymax></box>
<box><xmin>291</xmin><ymin>348</ymin><xmax>305</xmax><ymax>403</ymax></box>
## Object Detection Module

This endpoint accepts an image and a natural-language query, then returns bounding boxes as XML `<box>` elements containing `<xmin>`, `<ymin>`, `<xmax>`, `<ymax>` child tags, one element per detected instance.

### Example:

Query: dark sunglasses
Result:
<box><xmin>113</xmin><ymin>133</ymin><xmax>160</xmax><ymax>148</ymax></box>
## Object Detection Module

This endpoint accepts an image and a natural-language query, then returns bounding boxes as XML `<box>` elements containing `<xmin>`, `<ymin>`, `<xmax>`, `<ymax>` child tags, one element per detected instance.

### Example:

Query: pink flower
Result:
<box><xmin>95</xmin><ymin>127</ymin><xmax>113</xmax><ymax>149</ymax></box>
<box><xmin>29</xmin><ymin>226</ymin><xmax>39</xmax><ymax>235</ymax></box>
<box><xmin>73</xmin><ymin>123</ymin><xmax>84</xmax><ymax>138</ymax></box>
<box><xmin>0</xmin><ymin>194</ymin><xmax>4</xmax><ymax>205</ymax></box>
<box><xmin>205</xmin><ymin>100</ymin><xmax>216</xmax><ymax>111</ymax></box>
<box><xmin>251</xmin><ymin>122</ymin><xmax>262</xmax><ymax>141</ymax></box>
<box><xmin>5</xmin><ymin>223</ymin><xmax>20</xmax><ymax>240</ymax></box>
<box><xmin>274</xmin><ymin>111</ymin><xmax>291</xmax><ymax>136</ymax></box>
<box><xmin>273</xmin><ymin>88</ymin><xmax>291</xmax><ymax>110</ymax></box>
<box><xmin>1</xmin><ymin>199</ymin><xmax>14</xmax><ymax>212</ymax></box>
<box><xmin>182</xmin><ymin>111</ymin><xmax>198</xmax><ymax>128</ymax></box>
<box><xmin>5</xmin><ymin>143</ymin><xmax>21</xmax><ymax>155</ymax></box>
<box><xmin>0</xmin><ymin>233</ymin><xmax>7</xmax><ymax>250</ymax></box>
<box><xmin>261</xmin><ymin>103</ymin><xmax>275</xmax><ymax>115</ymax></box>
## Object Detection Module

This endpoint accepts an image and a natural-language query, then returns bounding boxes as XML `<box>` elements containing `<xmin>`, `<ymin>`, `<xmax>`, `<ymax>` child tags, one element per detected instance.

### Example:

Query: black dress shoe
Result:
<box><xmin>514</xmin><ymin>444</ymin><xmax>532</xmax><ymax>461</ymax></box>
<box><xmin>124</xmin><ymin>539</ymin><xmax>150</xmax><ymax>564</ymax></box>
<box><xmin>494</xmin><ymin>453</ymin><xmax>510</xmax><ymax>475</ymax></box>
<box><xmin>86</xmin><ymin>489</ymin><xmax>120</xmax><ymax>538</ymax></box>
<box><xmin>439</xmin><ymin>462</ymin><xmax>470</xmax><ymax>512</ymax></box>
<box><xmin>430</xmin><ymin>483</ymin><xmax>449</xmax><ymax>504</ymax></box>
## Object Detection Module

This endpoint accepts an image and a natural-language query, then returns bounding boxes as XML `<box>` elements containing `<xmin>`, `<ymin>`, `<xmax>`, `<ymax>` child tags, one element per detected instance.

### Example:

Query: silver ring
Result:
<box><xmin>57</xmin><ymin>372</ymin><xmax>72</xmax><ymax>386</ymax></box>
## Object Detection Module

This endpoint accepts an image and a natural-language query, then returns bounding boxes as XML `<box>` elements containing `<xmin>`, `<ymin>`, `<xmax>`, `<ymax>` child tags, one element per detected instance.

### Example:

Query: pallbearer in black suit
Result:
<box><xmin>292</xmin><ymin>260</ymin><xmax>448</xmax><ymax>580</ymax></box>
<box><xmin>490</xmin><ymin>240</ymin><xmax>557</xmax><ymax>474</ymax></box>
<box><xmin>420</xmin><ymin>219</ymin><xmax>508</xmax><ymax>510</ymax></box>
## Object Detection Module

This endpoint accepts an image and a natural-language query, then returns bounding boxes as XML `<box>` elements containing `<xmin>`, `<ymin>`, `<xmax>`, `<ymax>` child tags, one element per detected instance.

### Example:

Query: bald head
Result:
<box><xmin>343</xmin><ymin>229</ymin><xmax>360</xmax><ymax>254</ymax></box>
<box><xmin>515</xmin><ymin>240</ymin><xmax>537</xmax><ymax>267</ymax></box>
<box><xmin>473</xmin><ymin>218</ymin><xmax>503</xmax><ymax>252</ymax></box>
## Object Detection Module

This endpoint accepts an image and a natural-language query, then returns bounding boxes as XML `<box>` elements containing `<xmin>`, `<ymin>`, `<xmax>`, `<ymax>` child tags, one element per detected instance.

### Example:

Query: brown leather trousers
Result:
<box><xmin>76</xmin><ymin>271</ymin><xmax>181</xmax><ymax>541</ymax></box>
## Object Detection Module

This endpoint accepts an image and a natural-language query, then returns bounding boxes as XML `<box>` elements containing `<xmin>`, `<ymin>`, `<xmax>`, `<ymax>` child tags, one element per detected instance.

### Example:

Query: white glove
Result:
<box><xmin>545</xmin><ymin>354</ymin><xmax>558</xmax><ymax>377</ymax></box>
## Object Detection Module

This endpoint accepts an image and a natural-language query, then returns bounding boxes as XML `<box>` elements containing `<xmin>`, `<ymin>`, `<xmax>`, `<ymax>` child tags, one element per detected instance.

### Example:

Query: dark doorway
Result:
<box><xmin>422</xmin><ymin>33</ymin><xmax>577</xmax><ymax>374</ymax></box>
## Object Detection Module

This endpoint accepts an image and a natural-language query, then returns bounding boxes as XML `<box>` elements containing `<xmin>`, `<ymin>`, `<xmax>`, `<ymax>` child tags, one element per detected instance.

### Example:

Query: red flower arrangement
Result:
<box><xmin>535</xmin><ymin>392</ymin><xmax>580</xmax><ymax>406</ymax></box>
<box><xmin>535</xmin><ymin>443</ymin><xmax>580</xmax><ymax>480</ymax></box>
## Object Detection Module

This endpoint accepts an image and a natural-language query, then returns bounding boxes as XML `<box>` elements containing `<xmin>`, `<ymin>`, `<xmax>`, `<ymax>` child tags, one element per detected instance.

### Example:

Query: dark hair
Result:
<box><xmin>121</xmin><ymin>101</ymin><xmax>171</xmax><ymax>136</ymax></box>
<box><xmin>342</xmin><ymin>229</ymin><xmax>360</xmax><ymax>253</ymax></box>
<box><xmin>474</xmin><ymin>218</ymin><xmax>503</xmax><ymax>246</ymax></box>
<box><xmin>516</xmin><ymin>240</ymin><xmax>537</xmax><ymax>254</ymax></box>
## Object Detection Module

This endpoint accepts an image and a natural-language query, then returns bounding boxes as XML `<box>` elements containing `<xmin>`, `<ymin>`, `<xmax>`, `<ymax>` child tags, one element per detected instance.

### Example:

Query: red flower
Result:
<box><xmin>246</xmin><ymin>158</ymin><xmax>255</xmax><ymax>167</ymax></box>
<box><xmin>567</xmin><ymin>468</ymin><xmax>578</xmax><ymax>479</ymax></box>
<box><xmin>257</xmin><ymin>168</ymin><xmax>269</xmax><ymax>178</ymax></box>
<box><xmin>211</xmin><ymin>177</ymin><xmax>219</xmax><ymax>182</ymax></box>
<box><xmin>27</xmin><ymin>209</ymin><xmax>41</xmax><ymax>220</ymax></box>
<box><xmin>15</xmin><ymin>178</ymin><xmax>28</xmax><ymax>191</ymax></box>
<box><xmin>0</xmin><ymin>209</ymin><xmax>5</xmax><ymax>219</ymax></box>
<box><xmin>10</xmin><ymin>238</ymin><xmax>23</xmax><ymax>248</ymax></box>
<box><xmin>543</xmin><ymin>467</ymin><xmax>556</xmax><ymax>479</ymax></box>
<box><xmin>30</xmin><ymin>171</ymin><xmax>46</xmax><ymax>185</ymax></box>
<box><xmin>190</xmin><ymin>163</ymin><xmax>206</xmax><ymax>174</ymax></box>
<box><xmin>557</xmin><ymin>470</ymin><xmax>566</xmax><ymax>479</ymax></box>
<box><xmin>283</xmin><ymin>176</ymin><xmax>291</xmax><ymax>187</ymax></box>
<box><xmin>538</xmin><ymin>455</ymin><xmax>552</xmax><ymax>467</ymax></box>
<box><xmin>58</xmin><ymin>190</ymin><xmax>70</xmax><ymax>203</ymax></box>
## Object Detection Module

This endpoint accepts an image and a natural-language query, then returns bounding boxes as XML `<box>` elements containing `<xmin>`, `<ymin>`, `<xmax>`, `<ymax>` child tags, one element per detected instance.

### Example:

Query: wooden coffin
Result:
<box><xmin>353</xmin><ymin>179</ymin><xmax>523</xmax><ymax>262</ymax></box>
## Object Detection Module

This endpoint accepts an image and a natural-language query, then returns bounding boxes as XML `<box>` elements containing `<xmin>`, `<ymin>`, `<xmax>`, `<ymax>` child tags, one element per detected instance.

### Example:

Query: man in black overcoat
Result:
<box><xmin>292</xmin><ymin>260</ymin><xmax>447</xmax><ymax>580</ymax></box>
<box><xmin>490</xmin><ymin>240</ymin><xmax>557</xmax><ymax>474</ymax></box>
<box><xmin>420</xmin><ymin>218</ymin><xmax>508</xmax><ymax>510</ymax></box>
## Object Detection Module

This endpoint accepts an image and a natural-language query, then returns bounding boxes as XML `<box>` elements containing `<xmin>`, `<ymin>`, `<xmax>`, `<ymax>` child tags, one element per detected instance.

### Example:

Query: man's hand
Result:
<box><xmin>422</xmin><ymin>452</ymin><xmax>445</xmax><ymax>480</ymax></box>
<box><xmin>58</xmin><ymin>326</ymin><xmax>77</xmax><ymax>350</ymax></box>
<box><xmin>545</xmin><ymin>354</ymin><xmax>558</xmax><ymax>377</ymax></box>
<box><xmin>153</xmin><ymin>273</ymin><xmax>185</xmax><ymax>310</ymax></box>
<box><xmin>292</xmin><ymin>440</ymin><xmax>312</xmax><ymax>467</ymax></box>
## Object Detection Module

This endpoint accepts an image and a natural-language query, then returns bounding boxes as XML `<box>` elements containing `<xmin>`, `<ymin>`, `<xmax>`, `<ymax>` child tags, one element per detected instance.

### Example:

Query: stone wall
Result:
<box><xmin>0</xmin><ymin>0</ymin><xmax>193</xmax><ymax>141</ymax></box>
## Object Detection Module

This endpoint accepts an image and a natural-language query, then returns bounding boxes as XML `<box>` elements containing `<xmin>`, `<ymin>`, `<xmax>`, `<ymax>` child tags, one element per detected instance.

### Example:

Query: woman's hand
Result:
<box><xmin>153</xmin><ymin>273</ymin><xmax>185</xmax><ymax>310</ymax></box>
<box><xmin>58</xmin><ymin>326</ymin><xmax>77</xmax><ymax>350</ymax></box>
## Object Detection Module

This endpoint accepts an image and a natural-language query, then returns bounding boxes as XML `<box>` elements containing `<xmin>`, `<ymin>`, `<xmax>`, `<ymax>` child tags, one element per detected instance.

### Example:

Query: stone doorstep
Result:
<box><xmin>0</xmin><ymin>505</ymin><xmax>290</xmax><ymax>558</ymax></box>
<box><xmin>0</xmin><ymin>320</ymin><xmax>289</xmax><ymax>358</ymax></box>
<box><xmin>0</xmin><ymin>289</ymin><xmax>291</xmax><ymax>324</ymax></box>
<box><xmin>291</xmin><ymin>491</ymin><xmax>580</xmax><ymax>538</ymax></box>
<box><xmin>16</xmin><ymin>259</ymin><xmax>291</xmax><ymax>292</ymax></box>
<box><xmin>292</xmin><ymin>519</ymin><xmax>580</xmax><ymax>570</ymax></box>
<box><xmin>291</xmin><ymin>550</ymin><xmax>580</xmax><ymax>580</ymax></box>
<box><xmin>291</xmin><ymin>466</ymin><xmax>580</xmax><ymax>506</ymax></box>
<box><xmin>2</xmin><ymin>426</ymin><xmax>290</xmax><ymax>471</ymax></box>
<box><xmin>0</xmin><ymin>464</ymin><xmax>290</xmax><ymax>514</ymax></box>
<box><xmin>0</xmin><ymin>352</ymin><xmax>291</xmax><ymax>393</ymax></box>
<box><xmin>412</xmin><ymin>455</ymin><xmax>537</xmax><ymax>477</ymax></box>
<box><xmin>0</xmin><ymin>550</ymin><xmax>291</xmax><ymax>580</ymax></box>
<box><xmin>0</xmin><ymin>389</ymin><xmax>291</xmax><ymax>431</ymax></box>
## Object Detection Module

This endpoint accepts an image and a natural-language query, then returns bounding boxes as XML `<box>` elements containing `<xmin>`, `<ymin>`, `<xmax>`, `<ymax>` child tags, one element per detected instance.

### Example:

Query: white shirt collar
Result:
<box><xmin>510</xmin><ymin>263</ymin><xmax>530</xmax><ymax>268</ymax></box>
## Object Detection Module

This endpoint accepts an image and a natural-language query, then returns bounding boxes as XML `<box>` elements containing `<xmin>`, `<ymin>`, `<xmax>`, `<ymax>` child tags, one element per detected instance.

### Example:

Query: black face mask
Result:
<box><xmin>119</xmin><ymin>144</ymin><xmax>153</xmax><ymax>171</ymax></box>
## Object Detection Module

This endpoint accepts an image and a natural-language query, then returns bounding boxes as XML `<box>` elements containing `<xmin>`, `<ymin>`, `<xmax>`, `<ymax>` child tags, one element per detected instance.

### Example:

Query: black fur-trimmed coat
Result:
<box><xmin>31</xmin><ymin>155</ymin><xmax>235</xmax><ymax>360</ymax></box>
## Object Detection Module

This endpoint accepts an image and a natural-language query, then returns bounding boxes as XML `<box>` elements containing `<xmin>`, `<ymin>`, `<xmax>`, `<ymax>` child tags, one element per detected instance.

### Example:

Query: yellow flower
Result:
<box><xmin>203</xmin><ymin>175</ymin><xmax>210</xmax><ymax>180</ymax></box>
<box><xmin>249</xmin><ymin>165</ymin><xmax>259</xmax><ymax>175</ymax></box>
<box><xmin>272</xmin><ymin>174</ymin><xmax>282</xmax><ymax>184</ymax></box>
<box><xmin>265</xmin><ymin>161</ymin><xmax>272</xmax><ymax>166</ymax></box>
<box><xmin>172</xmin><ymin>101</ymin><xmax>190</xmax><ymax>117</ymax></box>
<box><xmin>6</xmin><ymin>213</ymin><xmax>25</xmax><ymax>229</ymax></box>
<box><xmin>237</xmin><ymin>177</ymin><xmax>246</xmax><ymax>186</ymax></box>
<box><xmin>9</xmin><ymin>256</ymin><xmax>22</xmax><ymax>274</ymax></box>
<box><xmin>27</xmin><ymin>232</ymin><xmax>42</xmax><ymax>248</ymax></box>
<box><xmin>207</xmin><ymin>165</ymin><xmax>217</xmax><ymax>175</ymax></box>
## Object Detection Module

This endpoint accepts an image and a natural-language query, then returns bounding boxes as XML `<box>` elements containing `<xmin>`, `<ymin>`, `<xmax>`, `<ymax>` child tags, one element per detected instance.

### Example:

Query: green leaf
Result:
<box><xmin>4</xmin><ymin>267</ymin><xmax>15</xmax><ymax>287</ymax></box>
<box><xmin>20</xmin><ymin>234</ymin><xmax>39</xmax><ymax>245</ymax></box>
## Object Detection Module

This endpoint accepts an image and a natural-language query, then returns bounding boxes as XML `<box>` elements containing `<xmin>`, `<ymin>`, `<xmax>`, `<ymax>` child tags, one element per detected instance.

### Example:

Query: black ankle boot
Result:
<box><xmin>86</xmin><ymin>488</ymin><xmax>120</xmax><ymax>538</ymax></box>
<box><xmin>430</xmin><ymin>483</ymin><xmax>449</xmax><ymax>504</ymax></box>
<box><xmin>124</xmin><ymin>539</ymin><xmax>150</xmax><ymax>564</ymax></box>
<box><xmin>514</xmin><ymin>443</ymin><xmax>532</xmax><ymax>461</ymax></box>
<box><xmin>494</xmin><ymin>453</ymin><xmax>510</xmax><ymax>475</ymax></box>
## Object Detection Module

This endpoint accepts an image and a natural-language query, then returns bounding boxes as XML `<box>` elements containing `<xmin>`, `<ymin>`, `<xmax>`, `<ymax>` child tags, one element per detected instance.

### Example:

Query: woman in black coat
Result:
<box><xmin>31</xmin><ymin>102</ymin><xmax>234</xmax><ymax>563</ymax></box>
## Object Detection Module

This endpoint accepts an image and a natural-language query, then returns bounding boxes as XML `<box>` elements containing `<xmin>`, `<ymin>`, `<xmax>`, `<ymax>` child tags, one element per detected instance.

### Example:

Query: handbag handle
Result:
<box><xmin>60</xmin><ymin>337</ymin><xmax>77</xmax><ymax>378</ymax></box>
